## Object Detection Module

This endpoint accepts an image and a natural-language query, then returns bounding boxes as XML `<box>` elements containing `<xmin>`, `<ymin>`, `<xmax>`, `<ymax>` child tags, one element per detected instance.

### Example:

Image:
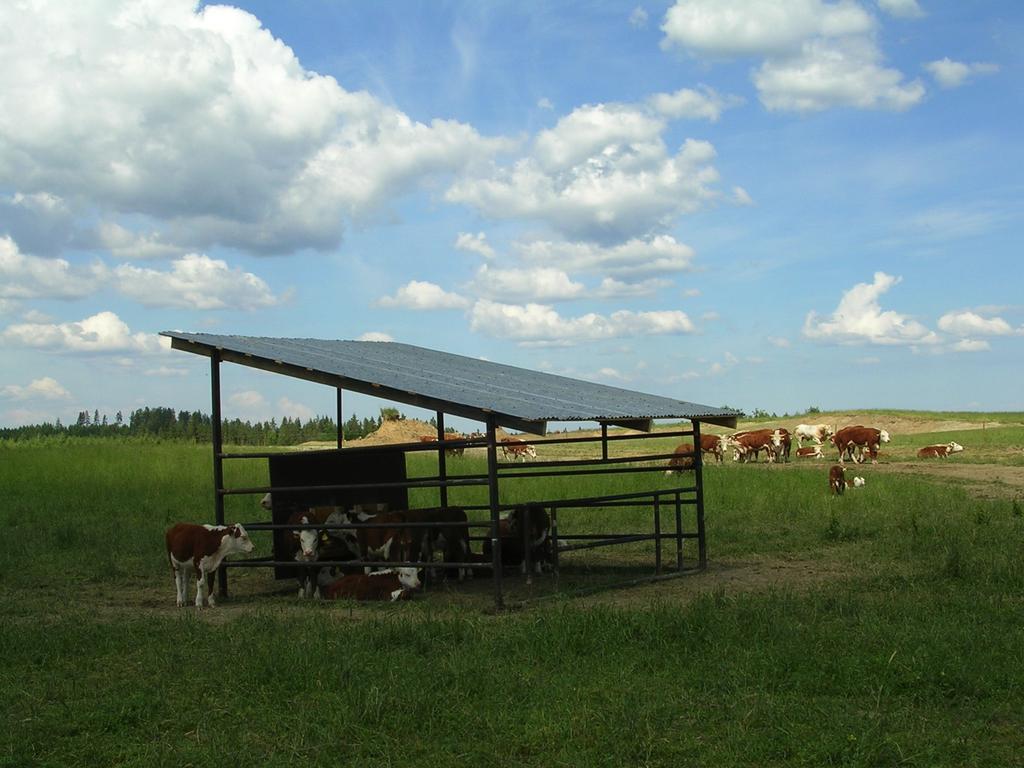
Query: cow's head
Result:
<box><xmin>260</xmin><ymin>492</ymin><xmax>273</xmax><ymax>510</ymax></box>
<box><xmin>395</xmin><ymin>567</ymin><xmax>421</xmax><ymax>590</ymax></box>
<box><xmin>291</xmin><ymin>514</ymin><xmax>321</xmax><ymax>561</ymax></box>
<box><xmin>229</xmin><ymin>524</ymin><xmax>255</xmax><ymax>554</ymax></box>
<box><xmin>879</xmin><ymin>430</ymin><xmax>891</xmax><ymax>443</ymax></box>
<box><xmin>948</xmin><ymin>441</ymin><xmax>964</xmax><ymax>453</ymax></box>
<box><xmin>771</xmin><ymin>430</ymin><xmax>784</xmax><ymax>448</ymax></box>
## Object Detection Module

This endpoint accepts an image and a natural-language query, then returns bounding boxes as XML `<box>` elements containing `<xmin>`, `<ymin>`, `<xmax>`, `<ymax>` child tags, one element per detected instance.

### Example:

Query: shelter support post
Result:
<box><xmin>336</xmin><ymin>388</ymin><xmax>343</xmax><ymax>449</ymax></box>
<box><xmin>675</xmin><ymin>491</ymin><xmax>683</xmax><ymax>571</ymax></box>
<box><xmin>210</xmin><ymin>352</ymin><xmax>228</xmax><ymax>598</ymax></box>
<box><xmin>486</xmin><ymin>415</ymin><xmax>503</xmax><ymax>609</ymax></box>
<box><xmin>693</xmin><ymin>420</ymin><xmax>707</xmax><ymax>569</ymax></box>
<box><xmin>436</xmin><ymin>411</ymin><xmax>449</xmax><ymax>509</ymax></box>
<box><xmin>654</xmin><ymin>496</ymin><xmax>662</xmax><ymax>575</ymax></box>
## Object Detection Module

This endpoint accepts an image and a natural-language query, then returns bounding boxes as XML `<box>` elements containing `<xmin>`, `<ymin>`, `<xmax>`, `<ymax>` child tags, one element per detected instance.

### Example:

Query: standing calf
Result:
<box><xmin>829</xmin><ymin>465</ymin><xmax>846</xmax><ymax>495</ymax></box>
<box><xmin>165</xmin><ymin>523</ymin><xmax>254</xmax><ymax>608</ymax></box>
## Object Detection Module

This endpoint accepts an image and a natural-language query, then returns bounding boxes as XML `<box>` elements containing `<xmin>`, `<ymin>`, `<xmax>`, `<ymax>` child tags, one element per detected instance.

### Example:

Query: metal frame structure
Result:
<box><xmin>162</xmin><ymin>333</ymin><xmax>740</xmax><ymax>608</ymax></box>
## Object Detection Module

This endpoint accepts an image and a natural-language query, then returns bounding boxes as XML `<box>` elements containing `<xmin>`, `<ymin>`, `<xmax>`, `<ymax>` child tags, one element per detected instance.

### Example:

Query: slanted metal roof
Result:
<box><xmin>162</xmin><ymin>332</ymin><xmax>740</xmax><ymax>434</ymax></box>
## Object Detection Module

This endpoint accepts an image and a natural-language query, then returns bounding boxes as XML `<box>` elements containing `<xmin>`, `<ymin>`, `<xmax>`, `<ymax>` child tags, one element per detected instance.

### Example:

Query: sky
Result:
<box><xmin>1</xmin><ymin>0</ymin><xmax>1022</xmax><ymax>430</ymax></box>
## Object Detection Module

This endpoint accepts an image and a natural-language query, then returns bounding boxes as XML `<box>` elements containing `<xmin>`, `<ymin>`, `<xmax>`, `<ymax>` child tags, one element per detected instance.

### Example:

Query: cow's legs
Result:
<box><xmin>173</xmin><ymin>562</ymin><xmax>187</xmax><ymax>607</ymax></box>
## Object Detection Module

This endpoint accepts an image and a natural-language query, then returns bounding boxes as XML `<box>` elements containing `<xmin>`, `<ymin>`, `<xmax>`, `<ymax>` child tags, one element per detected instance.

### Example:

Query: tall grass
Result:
<box><xmin>2</xmin><ymin>439</ymin><xmax>1023</xmax><ymax>766</ymax></box>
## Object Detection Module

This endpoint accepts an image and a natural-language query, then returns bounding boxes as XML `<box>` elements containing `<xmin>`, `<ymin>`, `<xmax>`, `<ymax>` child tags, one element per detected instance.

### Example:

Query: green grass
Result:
<box><xmin>2</xmin><ymin>437</ymin><xmax>1024</xmax><ymax>766</ymax></box>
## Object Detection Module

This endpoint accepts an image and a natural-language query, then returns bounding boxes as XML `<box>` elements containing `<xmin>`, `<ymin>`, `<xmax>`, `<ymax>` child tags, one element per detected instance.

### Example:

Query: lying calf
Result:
<box><xmin>319</xmin><ymin>568</ymin><xmax>421</xmax><ymax>602</ymax></box>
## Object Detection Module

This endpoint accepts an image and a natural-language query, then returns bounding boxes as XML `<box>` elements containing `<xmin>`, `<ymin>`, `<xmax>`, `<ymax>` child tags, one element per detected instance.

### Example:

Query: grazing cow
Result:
<box><xmin>794</xmin><ymin>423</ymin><xmax>835</xmax><ymax>447</ymax></box>
<box><xmin>665</xmin><ymin>442</ymin><xmax>695</xmax><ymax>474</ymax></box>
<box><xmin>833</xmin><ymin>426</ymin><xmax>890</xmax><ymax>464</ymax></box>
<box><xmin>483</xmin><ymin>504</ymin><xmax>552</xmax><ymax>575</ymax></box>
<box><xmin>319</xmin><ymin>568</ymin><xmax>421</xmax><ymax>602</ymax></box>
<box><xmin>500</xmin><ymin>437</ymin><xmax>537</xmax><ymax>462</ymax></box>
<box><xmin>917</xmin><ymin>442</ymin><xmax>964</xmax><ymax>459</ymax></box>
<box><xmin>165</xmin><ymin>523</ymin><xmax>255</xmax><ymax>608</ymax></box>
<box><xmin>829</xmin><ymin>465</ymin><xmax>846</xmax><ymax>495</ymax></box>
<box><xmin>796</xmin><ymin>445</ymin><xmax>823</xmax><ymax>459</ymax></box>
<box><xmin>403</xmin><ymin>507</ymin><xmax>472</xmax><ymax>581</ymax></box>
<box><xmin>730</xmin><ymin>429</ymin><xmax>776</xmax><ymax>463</ymax></box>
<box><xmin>700</xmin><ymin>434</ymin><xmax>728</xmax><ymax>464</ymax></box>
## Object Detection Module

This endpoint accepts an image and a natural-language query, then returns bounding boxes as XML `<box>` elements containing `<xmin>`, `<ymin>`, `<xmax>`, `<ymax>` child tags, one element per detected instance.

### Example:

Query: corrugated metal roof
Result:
<box><xmin>161</xmin><ymin>331</ymin><xmax>740</xmax><ymax>433</ymax></box>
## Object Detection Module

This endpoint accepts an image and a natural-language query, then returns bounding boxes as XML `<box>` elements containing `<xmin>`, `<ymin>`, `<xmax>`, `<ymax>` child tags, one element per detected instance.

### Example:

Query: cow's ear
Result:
<box><xmin>233</xmin><ymin>526</ymin><xmax>241</xmax><ymax>538</ymax></box>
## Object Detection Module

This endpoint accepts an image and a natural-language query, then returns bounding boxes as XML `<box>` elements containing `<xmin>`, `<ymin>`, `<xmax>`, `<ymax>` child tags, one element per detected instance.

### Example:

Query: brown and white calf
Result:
<box><xmin>829</xmin><ymin>465</ymin><xmax>846</xmax><ymax>495</ymax></box>
<box><xmin>501</xmin><ymin>437</ymin><xmax>537</xmax><ymax>462</ymax></box>
<box><xmin>482</xmin><ymin>504</ymin><xmax>552</xmax><ymax>575</ymax></box>
<box><xmin>287</xmin><ymin>506</ymin><xmax>354</xmax><ymax>599</ymax></box>
<box><xmin>768</xmin><ymin>428</ymin><xmax>792</xmax><ymax>463</ymax></box>
<box><xmin>917</xmin><ymin>442</ymin><xmax>964</xmax><ymax>459</ymax></box>
<box><xmin>700</xmin><ymin>434</ymin><xmax>728</xmax><ymax>464</ymax></box>
<box><xmin>165</xmin><ymin>523</ymin><xmax>254</xmax><ymax>608</ymax></box>
<box><xmin>833</xmin><ymin>426</ymin><xmax>890</xmax><ymax>464</ymax></box>
<box><xmin>320</xmin><ymin>567</ymin><xmax>421</xmax><ymax>601</ymax></box>
<box><xmin>796</xmin><ymin>445</ymin><xmax>823</xmax><ymax>459</ymax></box>
<box><xmin>730</xmin><ymin>430</ymin><xmax>776</xmax><ymax>463</ymax></box>
<box><xmin>403</xmin><ymin>507</ymin><xmax>472</xmax><ymax>580</ymax></box>
<box><xmin>665</xmin><ymin>442</ymin><xmax>695</xmax><ymax>473</ymax></box>
<box><xmin>794</xmin><ymin>423</ymin><xmax>835</xmax><ymax>446</ymax></box>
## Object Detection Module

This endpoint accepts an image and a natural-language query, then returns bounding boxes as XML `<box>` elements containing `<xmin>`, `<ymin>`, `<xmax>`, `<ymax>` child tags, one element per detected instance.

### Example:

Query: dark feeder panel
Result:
<box><xmin>267</xmin><ymin>448</ymin><xmax>408</xmax><ymax>580</ymax></box>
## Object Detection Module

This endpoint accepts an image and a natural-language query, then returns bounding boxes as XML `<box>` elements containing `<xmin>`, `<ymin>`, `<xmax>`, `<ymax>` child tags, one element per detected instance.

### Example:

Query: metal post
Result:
<box><xmin>693</xmin><ymin>420</ymin><xmax>707</xmax><ymax>570</ymax></box>
<box><xmin>210</xmin><ymin>352</ymin><xmax>228</xmax><ymax>598</ymax></box>
<box><xmin>550</xmin><ymin>505</ymin><xmax>560</xmax><ymax>575</ymax></box>
<box><xmin>675</xmin><ymin>491</ymin><xmax>683</xmax><ymax>571</ymax></box>
<box><xmin>336</xmin><ymin>387</ymin><xmax>343</xmax><ymax>450</ymax></box>
<box><xmin>654</xmin><ymin>495</ymin><xmax>662</xmax><ymax>575</ymax></box>
<box><xmin>436</xmin><ymin>411</ymin><xmax>449</xmax><ymax>509</ymax></box>
<box><xmin>601</xmin><ymin>422</ymin><xmax>608</xmax><ymax>461</ymax></box>
<box><xmin>485</xmin><ymin>415</ymin><xmax>503</xmax><ymax>609</ymax></box>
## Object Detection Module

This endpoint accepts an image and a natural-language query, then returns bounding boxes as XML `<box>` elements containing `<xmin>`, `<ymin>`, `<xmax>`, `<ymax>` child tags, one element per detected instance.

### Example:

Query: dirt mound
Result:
<box><xmin>351</xmin><ymin>418</ymin><xmax>437</xmax><ymax>446</ymax></box>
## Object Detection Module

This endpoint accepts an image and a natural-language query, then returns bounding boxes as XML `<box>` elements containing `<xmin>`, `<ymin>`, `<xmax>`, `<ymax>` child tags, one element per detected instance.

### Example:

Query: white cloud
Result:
<box><xmin>661</xmin><ymin>0</ymin><xmax>873</xmax><ymax>58</ymax></box>
<box><xmin>454</xmin><ymin>232</ymin><xmax>496</xmax><ymax>260</ymax></box>
<box><xmin>877</xmin><ymin>0</ymin><xmax>925</xmax><ymax>19</ymax></box>
<box><xmin>0</xmin><ymin>310</ymin><xmax>167</xmax><ymax>354</ymax></box>
<box><xmin>278</xmin><ymin>396</ymin><xmax>314</xmax><ymax>420</ymax></box>
<box><xmin>228</xmin><ymin>390</ymin><xmax>268</xmax><ymax>411</ymax></box>
<box><xmin>113</xmin><ymin>254</ymin><xmax>285</xmax><ymax>310</ymax></box>
<box><xmin>0</xmin><ymin>376</ymin><xmax>72</xmax><ymax>401</ymax></box>
<box><xmin>537</xmin><ymin>97</ymin><xmax>554</xmax><ymax>110</ymax></box>
<box><xmin>469</xmin><ymin>299</ymin><xmax>695</xmax><ymax>344</ymax></box>
<box><xmin>925</xmin><ymin>58</ymin><xmax>1000</xmax><ymax>89</ymax></box>
<box><xmin>376</xmin><ymin>281</ymin><xmax>471</xmax><ymax>310</ymax></box>
<box><xmin>142</xmin><ymin>366</ymin><xmax>189</xmax><ymax>377</ymax></box>
<box><xmin>517</xmin><ymin>235</ymin><xmax>696</xmax><ymax>279</ymax></box>
<box><xmin>447</xmin><ymin>103</ymin><xmax>721</xmax><ymax>241</ymax></box>
<box><xmin>0</xmin><ymin>235</ymin><xmax>106</xmax><ymax>299</ymax></box>
<box><xmin>0</xmin><ymin>0</ymin><xmax>510</xmax><ymax>255</ymax></box>
<box><xmin>733</xmin><ymin>186</ymin><xmax>754</xmax><ymax>205</ymax></box>
<box><xmin>803</xmin><ymin>272</ymin><xmax>940</xmax><ymax>345</ymax></box>
<box><xmin>97</xmin><ymin>222</ymin><xmax>183</xmax><ymax>261</ymax></box>
<box><xmin>629</xmin><ymin>6</ymin><xmax>649</xmax><ymax>29</ymax></box>
<box><xmin>767</xmin><ymin>336</ymin><xmax>791</xmax><ymax>348</ymax></box>
<box><xmin>952</xmin><ymin>339</ymin><xmax>990</xmax><ymax>353</ymax></box>
<box><xmin>0</xmin><ymin>192</ymin><xmax>76</xmax><ymax>257</ymax></box>
<box><xmin>467</xmin><ymin>265</ymin><xmax>585</xmax><ymax>302</ymax></box>
<box><xmin>357</xmin><ymin>331</ymin><xmax>394</xmax><ymax>342</ymax></box>
<box><xmin>594</xmin><ymin>277</ymin><xmax>669</xmax><ymax>298</ymax></box>
<box><xmin>937</xmin><ymin>311</ymin><xmax>1015</xmax><ymax>337</ymax></box>
<box><xmin>661</xmin><ymin>0</ymin><xmax>923</xmax><ymax>114</ymax></box>
<box><xmin>755</xmin><ymin>38</ymin><xmax>925</xmax><ymax>112</ymax></box>
<box><xmin>648</xmin><ymin>86</ymin><xmax>742</xmax><ymax>121</ymax></box>
<box><xmin>856</xmin><ymin>356</ymin><xmax>881</xmax><ymax>364</ymax></box>
<box><xmin>682</xmin><ymin>288</ymin><xmax>701</xmax><ymax>298</ymax></box>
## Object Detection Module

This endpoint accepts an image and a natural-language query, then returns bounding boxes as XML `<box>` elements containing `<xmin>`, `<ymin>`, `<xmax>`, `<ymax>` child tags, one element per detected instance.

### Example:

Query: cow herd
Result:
<box><xmin>164</xmin><ymin>493</ymin><xmax>553</xmax><ymax>608</ymax></box>
<box><xmin>419</xmin><ymin>433</ymin><xmax>538</xmax><ymax>462</ymax></box>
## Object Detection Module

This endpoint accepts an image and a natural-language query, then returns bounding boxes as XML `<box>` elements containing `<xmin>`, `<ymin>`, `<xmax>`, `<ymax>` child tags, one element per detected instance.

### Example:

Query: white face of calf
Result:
<box><xmin>294</xmin><ymin>515</ymin><xmax>320</xmax><ymax>561</ymax></box>
<box><xmin>948</xmin><ymin>441</ymin><xmax>964</xmax><ymax>453</ymax></box>
<box><xmin>260</xmin><ymin>492</ymin><xmax>273</xmax><ymax>510</ymax></box>
<box><xmin>226</xmin><ymin>524</ymin><xmax>255</xmax><ymax>555</ymax></box>
<box><xmin>395</xmin><ymin>567</ymin><xmax>421</xmax><ymax>590</ymax></box>
<box><xmin>879</xmin><ymin>430</ymin><xmax>891</xmax><ymax>443</ymax></box>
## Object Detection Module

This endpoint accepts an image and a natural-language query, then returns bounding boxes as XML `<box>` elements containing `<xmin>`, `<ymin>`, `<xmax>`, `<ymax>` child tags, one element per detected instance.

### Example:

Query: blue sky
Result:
<box><xmin>1</xmin><ymin>0</ymin><xmax>1022</xmax><ymax>429</ymax></box>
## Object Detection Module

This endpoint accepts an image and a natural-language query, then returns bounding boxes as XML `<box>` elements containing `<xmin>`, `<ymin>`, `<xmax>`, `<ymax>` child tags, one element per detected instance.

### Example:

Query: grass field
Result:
<box><xmin>2</xmin><ymin>414</ymin><xmax>1023</xmax><ymax>767</ymax></box>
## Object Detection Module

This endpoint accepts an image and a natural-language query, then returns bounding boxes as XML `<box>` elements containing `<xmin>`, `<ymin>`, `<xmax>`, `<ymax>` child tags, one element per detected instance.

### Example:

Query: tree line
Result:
<box><xmin>0</xmin><ymin>406</ymin><xmax>394</xmax><ymax>445</ymax></box>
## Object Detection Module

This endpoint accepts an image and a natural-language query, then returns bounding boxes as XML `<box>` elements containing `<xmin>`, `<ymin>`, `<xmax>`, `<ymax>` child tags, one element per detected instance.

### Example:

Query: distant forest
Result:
<box><xmin>0</xmin><ymin>406</ymin><xmax>406</xmax><ymax>445</ymax></box>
